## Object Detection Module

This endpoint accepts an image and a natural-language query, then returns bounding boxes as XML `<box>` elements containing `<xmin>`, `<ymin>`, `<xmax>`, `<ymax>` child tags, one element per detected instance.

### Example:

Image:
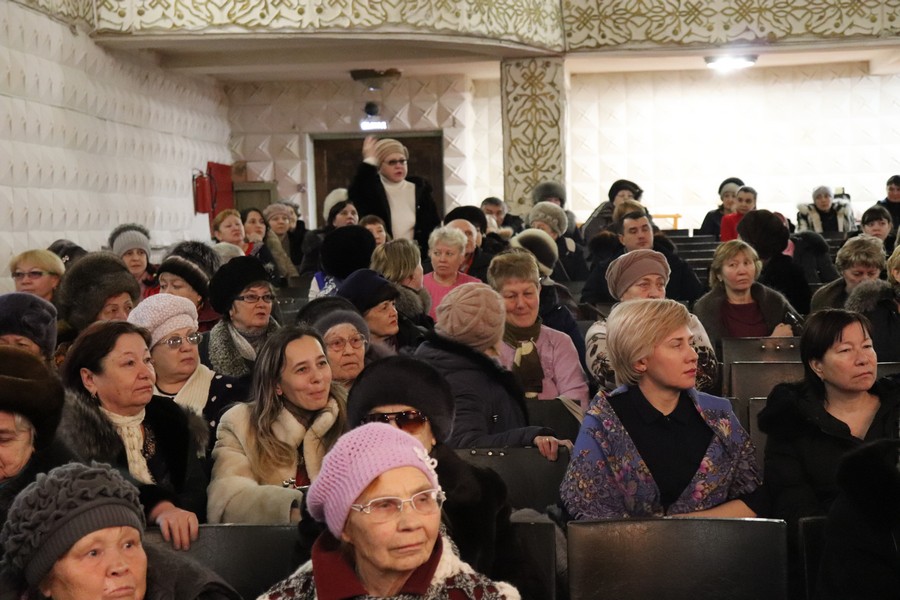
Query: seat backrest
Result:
<box><xmin>526</xmin><ymin>398</ymin><xmax>582</xmax><ymax>442</ymax></box>
<box><xmin>455</xmin><ymin>447</ymin><xmax>569</xmax><ymax>511</ymax></box>
<box><xmin>510</xmin><ymin>512</ymin><xmax>558</xmax><ymax>600</ymax></box>
<box><xmin>878</xmin><ymin>362</ymin><xmax>900</xmax><ymax>377</ymax></box>
<box><xmin>568</xmin><ymin>518</ymin><xmax>788</xmax><ymax>600</ymax></box>
<box><xmin>730</xmin><ymin>361</ymin><xmax>804</xmax><ymax>404</ymax></box>
<box><xmin>144</xmin><ymin>524</ymin><xmax>304</xmax><ymax>598</ymax></box>
<box><xmin>748</xmin><ymin>397</ymin><xmax>768</xmax><ymax>474</ymax></box>
<box><xmin>721</xmin><ymin>337</ymin><xmax>801</xmax><ymax>395</ymax></box>
<box><xmin>798</xmin><ymin>516</ymin><xmax>828</xmax><ymax>600</ymax></box>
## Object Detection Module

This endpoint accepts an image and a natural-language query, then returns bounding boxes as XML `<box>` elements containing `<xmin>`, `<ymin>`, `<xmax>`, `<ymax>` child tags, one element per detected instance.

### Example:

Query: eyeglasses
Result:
<box><xmin>350</xmin><ymin>489</ymin><xmax>445</xmax><ymax>523</ymax></box>
<box><xmin>235</xmin><ymin>293</ymin><xmax>274</xmax><ymax>304</ymax></box>
<box><xmin>385</xmin><ymin>159</ymin><xmax>408</xmax><ymax>166</ymax></box>
<box><xmin>325</xmin><ymin>334</ymin><xmax>367</xmax><ymax>353</ymax></box>
<box><xmin>12</xmin><ymin>270</ymin><xmax>51</xmax><ymax>280</ymax></box>
<box><xmin>162</xmin><ymin>332</ymin><xmax>202</xmax><ymax>349</ymax></box>
<box><xmin>361</xmin><ymin>410</ymin><xmax>429</xmax><ymax>433</ymax></box>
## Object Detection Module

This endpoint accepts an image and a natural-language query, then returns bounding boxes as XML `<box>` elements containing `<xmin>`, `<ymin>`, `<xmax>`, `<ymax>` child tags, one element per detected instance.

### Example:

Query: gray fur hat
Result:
<box><xmin>347</xmin><ymin>356</ymin><xmax>455</xmax><ymax>443</ymax></box>
<box><xmin>0</xmin><ymin>462</ymin><xmax>145</xmax><ymax>588</ymax></box>
<box><xmin>56</xmin><ymin>252</ymin><xmax>140</xmax><ymax>332</ymax></box>
<box><xmin>532</xmin><ymin>181</ymin><xmax>566</xmax><ymax>207</ymax></box>
<box><xmin>0</xmin><ymin>293</ymin><xmax>58</xmax><ymax>359</ymax></box>
<box><xmin>108</xmin><ymin>223</ymin><xmax>151</xmax><ymax>258</ymax></box>
<box><xmin>527</xmin><ymin>201</ymin><xmax>568</xmax><ymax>237</ymax></box>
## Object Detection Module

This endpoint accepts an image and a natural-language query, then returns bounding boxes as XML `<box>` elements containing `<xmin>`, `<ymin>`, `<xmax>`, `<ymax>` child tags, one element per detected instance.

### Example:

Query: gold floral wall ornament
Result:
<box><xmin>501</xmin><ymin>57</ymin><xmax>566</xmax><ymax>213</ymax></box>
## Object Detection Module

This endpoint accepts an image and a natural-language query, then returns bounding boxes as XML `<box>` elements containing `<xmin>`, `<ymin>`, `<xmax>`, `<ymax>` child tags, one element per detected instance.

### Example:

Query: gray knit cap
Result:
<box><xmin>0</xmin><ymin>462</ymin><xmax>145</xmax><ymax>588</ymax></box>
<box><xmin>312</xmin><ymin>309</ymin><xmax>370</xmax><ymax>341</ymax></box>
<box><xmin>108</xmin><ymin>223</ymin><xmax>151</xmax><ymax>258</ymax></box>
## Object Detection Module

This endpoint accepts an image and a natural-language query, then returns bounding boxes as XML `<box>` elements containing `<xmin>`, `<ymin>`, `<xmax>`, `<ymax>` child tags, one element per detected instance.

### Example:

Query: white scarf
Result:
<box><xmin>101</xmin><ymin>407</ymin><xmax>155</xmax><ymax>485</ymax></box>
<box><xmin>158</xmin><ymin>364</ymin><xmax>216</xmax><ymax>417</ymax></box>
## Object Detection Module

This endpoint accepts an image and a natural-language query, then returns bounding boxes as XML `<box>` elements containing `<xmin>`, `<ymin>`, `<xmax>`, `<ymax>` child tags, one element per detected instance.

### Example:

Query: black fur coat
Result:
<box><xmin>57</xmin><ymin>391</ymin><xmax>209</xmax><ymax>520</ymax></box>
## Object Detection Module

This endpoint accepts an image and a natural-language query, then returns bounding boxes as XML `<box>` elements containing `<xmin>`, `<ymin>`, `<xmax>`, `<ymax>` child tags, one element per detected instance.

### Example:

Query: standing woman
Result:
<box><xmin>561</xmin><ymin>299</ymin><xmax>762</xmax><ymax>520</ymax></box>
<box><xmin>758</xmin><ymin>309</ymin><xmax>900</xmax><ymax>525</ymax></box>
<box><xmin>109</xmin><ymin>223</ymin><xmax>158</xmax><ymax>300</ymax></box>
<box><xmin>202</xmin><ymin>256</ymin><xmax>280</xmax><ymax>381</ymax></box>
<box><xmin>58</xmin><ymin>321</ymin><xmax>208</xmax><ymax>549</ymax></box>
<box><xmin>423</xmin><ymin>226</ymin><xmax>480</xmax><ymax>320</ymax></box>
<box><xmin>8</xmin><ymin>249</ymin><xmax>65</xmax><ymax>303</ymax></box>
<box><xmin>208</xmin><ymin>326</ymin><xmax>347</xmax><ymax>524</ymax></box>
<box><xmin>693</xmin><ymin>240</ymin><xmax>797</xmax><ymax>354</ymax></box>
<box><xmin>348</xmin><ymin>136</ymin><xmax>441</xmax><ymax>256</ymax></box>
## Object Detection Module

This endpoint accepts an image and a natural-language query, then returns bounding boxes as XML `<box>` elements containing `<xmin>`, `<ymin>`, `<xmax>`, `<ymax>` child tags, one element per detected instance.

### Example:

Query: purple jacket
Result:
<box><xmin>560</xmin><ymin>386</ymin><xmax>760</xmax><ymax>520</ymax></box>
<box><xmin>498</xmin><ymin>325</ymin><xmax>590</xmax><ymax>412</ymax></box>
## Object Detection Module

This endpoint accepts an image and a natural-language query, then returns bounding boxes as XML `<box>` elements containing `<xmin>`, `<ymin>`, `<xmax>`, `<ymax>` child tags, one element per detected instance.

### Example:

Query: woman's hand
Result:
<box><xmin>149</xmin><ymin>501</ymin><xmax>199</xmax><ymax>551</ymax></box>
<box><xmin>532</xmin><ymin>435</ymin><xmax>574</xmax><ymax>461</ymax></box>
<box><xmin>362</xmin><ymin>135</ymin><xmax>377</xmax><ymax>161</ymax></box>
<box><xmin>771</xmin><ymin>323</ymin><xmax>794</xmax><ymax>337</ymax></box>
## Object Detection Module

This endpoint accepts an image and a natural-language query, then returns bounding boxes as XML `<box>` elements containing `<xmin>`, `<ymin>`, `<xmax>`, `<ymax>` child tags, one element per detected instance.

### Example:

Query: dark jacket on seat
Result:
<box><xmin>414</xmin><ymin>333</ymin><xmax>552</xmax><ymax>449</ymax></box>
<box><xmin>846</xmin><ymin>279</ymin><xmax>900</xmax><ymax>362</ymax></box>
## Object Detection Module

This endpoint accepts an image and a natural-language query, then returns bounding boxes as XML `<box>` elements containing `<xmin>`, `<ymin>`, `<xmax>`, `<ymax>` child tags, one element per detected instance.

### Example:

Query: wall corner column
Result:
<box><xmin>500</xmin><ymin>56</ymin><xmax>567</xmax><ymax>215</ymax></box>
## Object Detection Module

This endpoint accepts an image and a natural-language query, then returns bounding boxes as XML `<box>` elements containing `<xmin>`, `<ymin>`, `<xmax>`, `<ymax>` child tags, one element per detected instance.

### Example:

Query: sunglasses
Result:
<box><xmin>361</xmin><ymin>410</ymin><xmax>428</xmax><ymax>432</ymax></box>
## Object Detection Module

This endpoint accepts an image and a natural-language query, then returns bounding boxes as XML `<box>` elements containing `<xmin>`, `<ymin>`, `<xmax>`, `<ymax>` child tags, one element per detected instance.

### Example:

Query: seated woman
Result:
<box><xmin>59</xmin><ymin>321</ymin><xmax>208</xmax><ymax>549</ymax></box>
<box><xmin>487</xmin><ymin>252</ymin><xmax>589</xmax><ymax>412</ymax></box>
<box><xmin>0</xmin><ymin>462</ymin><xmax>239</xmax><ymax>599</ymax></box>
<box><xmin>0</xmin><ymin>347</ymin><xmax>73</xmax><ymax>528</ymax></box>
<box><xmin>128</xmin><ymin>294</ymin><xmax>248</xmax><ymax>458</ymax></box>
<box><xmin>797</xmin><ymin>185</ymin><xmax>855</xmax><ymax>235</ymax></box>
<box><xmin>845</xmin><ymin>245</ymin><xmax>900</xmax><ymax>361</ymax></box>
<box><xmin>344</xmin><ymin>356</ymin><xmax>535</xmax><ymax>593</ymax></box>
<box><xmin>858</xmin><ymin>204</ymin><xmax>895</xmax><ymax>256</ymax></box>
<box><xmin>737</xmin><ymin>209</ymin><xmax>812</xmax><ymax>314</ymax></box>
<box><xmin>414</xmin><ymin>283</ymin><xmax>568</xmax><ymax>458</ymax></box>
<box><xmin>360</xmin><ymin>214</ymin><xmax>390</xmax><ymax>246</ymax></box>
<box><xmin>423</xmin><ymin>226</ymin><xmax>481</xmax><ymax>319</ymax></box>
<box><xmin>108</xmin><ymin>223</ymin><xmax>158</xmax><ymax>299</ymax></box>
<box><xmin>312</xmin><ymin>309</ymin><xmax>371</xmax><ymax>390</ymax></box>
<box><xmin>561</xmin><ymin>299</ymin><xmax>762</xmax><ymax>520</ymax></box>
<box><xmin>719</xmin><ymin>185</ymin><xmax>757</xmax><ymax>242</ymax></box>
<box><xmin>758</xmin><ymin>309</ymin><xmax>900</xmax><ymax>526</ymax></box>
<box><xmin>265</xmin><ymin>201</ymin><xmax>307</xmax><ymax>269</ymax></box>
<box><xmin>208</xmin><ymin>326</ymin><xmax>347</xmax><ymax>524</ymax></box>
<box><xmin>698</xmin><ymin>178</ymin><xmax>742</xmax><ymax>240</ymax></box>
<box><xmin>811</xmin><ymin>235</ymin><xmax>884</xmax><ymax>313</ymax></box>
<box><xmin>156</xmin><ymin>241</ymin><xmax>222</xmax><ymax>333</ymax></box>
<box><xmin>242</xmin><ymin>206</ymin><xmax>297</xmax><ymax>286</ymax></box>
<box><xmin>371</xmin><ymin>237</ymin><xmax>433</xmax><ymax>329</ymax></box>
<box><xmin>311</xmin><ymin>225</ymin><xmax>377</xmax><ymax>299</ymax></box>
<box><xmin>8</xmin><ymin>248</ymin><xmax>65</xmax><ymax>303</ymax></box>
<box><xmin>298</xmin><ymin>197</ymin><xmax>360</xmax><ymax>284</ymax></box>
<box><xmin>0</xmin><ymin>292</ymin><xmax>58</xmax><ymax>366</ymax></box>
<box><xmin>260</xmin><ymin>422</ymin><xmax>520</xmax><ymax>600</ymax></box>
<box><xmin>585</xmin><ymin>249</ymin><xmax>718</xmax><ymax>394</ymax></box>
<box><xmin>693</xmin><ymin>240</ymin><xmax>798</xmax><ymax>354</ymax></box>
<box><xmin>526</xmin><ymin>201</ymin><xmax>589</xmax><ymax>282</ymax></box>
<box><xmin>212</xmin><ymin>208</ymin><xmax>278</xmax><ymax>280</ymax></box>
<box><xmin>202</xmin><ymin>255</ymin><xmax>280</xmax><ymax>380</ymax></box>
<box><xmin>581</xmin><ymin>179</ymin><xmax>643</xmax><ymax>248</ymax></box>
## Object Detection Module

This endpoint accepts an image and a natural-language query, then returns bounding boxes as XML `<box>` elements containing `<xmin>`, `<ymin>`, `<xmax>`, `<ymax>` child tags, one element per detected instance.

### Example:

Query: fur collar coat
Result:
<box><xmin>204</xmin><ymin>318</ymin><xmax>280</xmax><ymax>379</ymax></box>
<box><xmin>57</xmin><ymin>391</ymin><xmax>209</xmax><ymax>519</ymax></box>
<box><xmin>796</xmin><ymin>201</ymin><xmax>855</xmax><ymax>234</ymax></box>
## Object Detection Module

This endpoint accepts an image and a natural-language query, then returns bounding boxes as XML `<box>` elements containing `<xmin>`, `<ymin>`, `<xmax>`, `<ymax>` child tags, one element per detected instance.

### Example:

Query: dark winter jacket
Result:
<box><xmin>698</xmin><ymin>207</ymin><xmax>726</xmax><ymax>240</ymax></box>
<box><xmin>395</xmin><ymin>283</ymin><xmax>434</xmax><ymax>331</ymax></box>
<box><xmin>348</xmin><ymin>161</ymin><xmax>442</xmax><ymax>256</ymax></box>
<box><xmin>464</xmin><ymin>246</ymin><xmax>494</xmax><ymax>283</ymax></box>
<box><xmin>816</xmin><ymin>439</ymin><xmax>900</xmax><ymax>600</ymax></box>
<box><xmin>145</xmin><ymin>544</ymin><xmax>241</xmax><ymax>600</ymax></box>
<box><xmin>760</xmin><ymin>253</ymin><xmax>811</xmax><ymax>315</ymax></box>
<box><xmin>693</xmin><ymin>282</ymin><xmax>798</xmax><ymax>354</ymax></box>
<box><xmin>553</xmin><ymin>235</ymin><xmax>590</xmax><ymax>282</ymax></box>
<box><xmin>57</xmin><ymin>392</ymin><xmax>210</xmax><ymax>521</ymax></box>
<box><xmin>810</xmin><ymin>277</ymin><xmax>848</xmax><ymax>314</ymax></box>
<box><xmin>792</xmin><ymin>230</ymin><xmax>840</xmax><ymax>284</ymax></box>
<box><xmin>757</xmin><ymin>377</ymin><xmax>900</xmax><ymax>527</ymax></box>
<box><xmin>414</xmin><ymin>334</ymin><xmax>552</xmax><ymax>448</ymax></box>
<box><xmin>846</xmin><ymin>279</ymin><xmax>900</xmax><ymax>362</ymax></box>
<box><xmin>581</xmin><ymin>240</ymin><xmax>704</xmax><ymax>305</ymax></box>
<box><xmin>0</xmin><ymin>439</ymin><xmax>76</xmax><ymax>532</ymax></box>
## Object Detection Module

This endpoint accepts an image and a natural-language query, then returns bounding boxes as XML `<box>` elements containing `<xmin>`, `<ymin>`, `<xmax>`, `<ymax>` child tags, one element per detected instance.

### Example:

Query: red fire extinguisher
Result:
<box><xmin>193</xmin><ymin>169</ymin><xmax>216</xmax><ymax>214</ymax></box>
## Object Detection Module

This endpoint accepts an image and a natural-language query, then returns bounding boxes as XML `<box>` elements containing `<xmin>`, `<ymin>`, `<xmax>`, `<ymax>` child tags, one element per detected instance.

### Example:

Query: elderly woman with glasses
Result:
<box><xmin>128</xmin><ymin>294</ymin><xmax>249</xmax><ymax>459</ymax></box>
<box><xmin>348</xmin><ymin>136</ymin><xmax>441</xmax><ymax>257</ymax></box>
<box><xmin>260</xmin><ymin>422</ymin><xmax>519</xmax><ymax>600</ymax></box>
<box><xmin>200</xmin><ymin>256</ymin><xmax>280</xmax><ymax>381</ymax></box>
<box><xmin>208</xmin><ymin>325</ymin><xmax>347</xmax><ymax>524</ymax></box>
<box><xmin>311</xmin><ymin>310</ymin><xmax>373</xmax><ymax>390</ymax></box>
<box><xmin>9</xmin><ymin>249</ymin><xmax>65</xmax><ymax>303</ymax></box>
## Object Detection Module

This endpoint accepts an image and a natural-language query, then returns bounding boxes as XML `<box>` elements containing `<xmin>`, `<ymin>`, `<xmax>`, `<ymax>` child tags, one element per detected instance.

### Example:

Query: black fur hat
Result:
<box><xmin>321</xmin><ymin>226</ymin><xmax>376</xmax><ymax>279</ymax></box>
<box><xmin>0</xmin><ymin>293</ymin><xmax>57</xmax><ymax>359</ymax></box>
<box><xmin>347</xmin><ymin>356</ymin><xmax>455</xmax><ymax>443</ymax></box>
<box><xmin>0</xmin><ymin>347</ymin><xmax>64</xmax><ymax>449</ymax></box>
<box><xmin>158</xmin><ymin>241</ymin><xmax>222</xmax><ymax>300</ymax></box>
<box><xmin>208</xmin><ymin>255</ymin><xmax>270</xmax><ymax>315</ymax></box>
<box><xmin>56</xmin><ymin>252</ymin><xmax>140</xmax><ymax>332</ymax></box>
<box><xmin>444</xmin><ymin>205</ymin><xmax>489</xmax><ymax>234</ymax></box>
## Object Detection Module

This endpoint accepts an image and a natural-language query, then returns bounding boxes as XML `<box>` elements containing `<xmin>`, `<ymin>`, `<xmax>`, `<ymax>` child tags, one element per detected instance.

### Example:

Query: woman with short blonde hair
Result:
<box><xmin>561</xmin><ymin>298</ymin><xmax>762</xmax><ymax>520</ymax></box>
<box><xmin>423</xmin><ymin>226</ymin><xmax>480</xmax><ymax>319</ymax></box>
<box><xmin>9</xmin><ymin>249</ymin><xmax>65</xmax><ymax>302</ymax></box>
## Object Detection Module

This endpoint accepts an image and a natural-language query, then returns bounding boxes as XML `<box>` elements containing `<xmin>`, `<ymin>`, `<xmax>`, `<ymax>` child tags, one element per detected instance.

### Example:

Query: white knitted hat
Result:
<box><xmin>127</xmin><ymin>293</ymin><xmax>198</xmax><ymax>348</ymax></box>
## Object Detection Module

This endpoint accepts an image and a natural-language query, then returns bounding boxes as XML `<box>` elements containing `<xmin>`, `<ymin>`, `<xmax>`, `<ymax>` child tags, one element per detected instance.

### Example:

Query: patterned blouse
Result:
<box><xmin>560</xmin><ymin>386</ymin><xmax>761</xmax><ymax>520</ymax></box>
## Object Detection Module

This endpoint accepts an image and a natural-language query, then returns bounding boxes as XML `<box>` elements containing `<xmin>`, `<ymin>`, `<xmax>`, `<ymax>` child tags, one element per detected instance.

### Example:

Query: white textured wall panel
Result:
<box><xmin>227</xmin><ymin>75</ymin><xmax>483</xmax><ymax>226</ymax></box>
<box><xmin>472</xmin><ymin>79</ymin><xmax>505</xmax><ymax>206</ymax></box>
<box><xmin>568</xmin><ymin>64</ymin><xmax>900</xmax><ymax>229</ymax></box>
<box><xmin>0</xmin><ymin>2</ymin><xmax>231</xmax><ymax>292</ymax></box>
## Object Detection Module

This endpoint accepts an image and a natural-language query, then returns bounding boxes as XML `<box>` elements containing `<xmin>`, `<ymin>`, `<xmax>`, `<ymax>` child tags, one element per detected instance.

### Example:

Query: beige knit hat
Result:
<box><xmin>605</xmin><ymin>249</ymin><xmax>671</xmax><ymax>300</ymax></box>
<box><xmin>374</xmin><ymin>138</ymin><xmax>408</xmax><ymax>165</ymax></box>
<box><xmin>435</xmin><ymin>283</ymin><xmax>505</xmax><ymax>353</ymax></box>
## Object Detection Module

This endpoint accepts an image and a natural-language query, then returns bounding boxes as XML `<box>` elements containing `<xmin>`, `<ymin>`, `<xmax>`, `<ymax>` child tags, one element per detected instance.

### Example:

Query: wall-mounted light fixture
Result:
<box><xmin>705</xmin><ymin>55</ymin><xmax>757</xmax><ymax>73</ymax></box>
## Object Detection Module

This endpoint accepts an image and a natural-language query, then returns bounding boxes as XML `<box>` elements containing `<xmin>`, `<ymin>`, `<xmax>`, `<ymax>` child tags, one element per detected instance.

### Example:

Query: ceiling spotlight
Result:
<box><xmin>705</xmin><ymin>55</ymin><xmax>757</xmax><ymax>73</ymax></box>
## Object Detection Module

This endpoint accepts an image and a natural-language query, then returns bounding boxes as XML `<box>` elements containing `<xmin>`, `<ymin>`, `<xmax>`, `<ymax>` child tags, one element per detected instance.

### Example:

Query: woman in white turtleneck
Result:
<box><xmin>348</xmin><ymin>136</ymin><xmax>442</xmax><ymax>256</ymax></box>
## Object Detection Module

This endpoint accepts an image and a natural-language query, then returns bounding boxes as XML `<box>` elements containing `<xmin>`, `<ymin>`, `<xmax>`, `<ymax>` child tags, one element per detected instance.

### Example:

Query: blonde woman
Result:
<box><xmin>208</xmin><ymin>325</ymin><xmax>347</xmax><ymax>524</ymax></box>
<box><xmin>371</xmin><ymin>238</ymin><xmax>432</xmax><ymax>327</ymax></box>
